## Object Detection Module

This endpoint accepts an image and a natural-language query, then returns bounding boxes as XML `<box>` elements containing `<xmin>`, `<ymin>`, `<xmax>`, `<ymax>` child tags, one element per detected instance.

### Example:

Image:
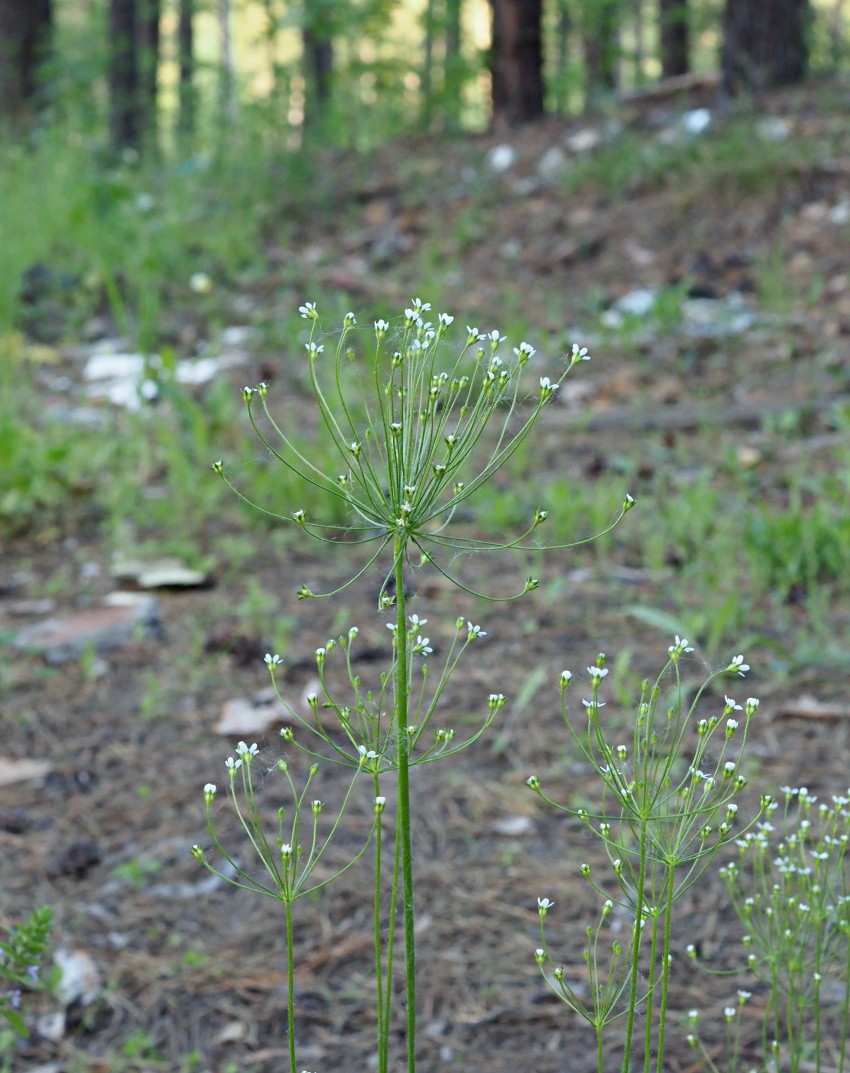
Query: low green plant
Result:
<box><xmin>527</xmin><ymin>640</ymin><xmax>770</xmax><ymax>1073</ymax></box>
<box><xmin>0</xmin><ymin>905</ymin><xmax>53</xmax><ymax>1064</ymax></box>
<box><xmin>195</xmin><ymin>300</ymin><xmax>632</xmax><ymax>1073</ymax></box>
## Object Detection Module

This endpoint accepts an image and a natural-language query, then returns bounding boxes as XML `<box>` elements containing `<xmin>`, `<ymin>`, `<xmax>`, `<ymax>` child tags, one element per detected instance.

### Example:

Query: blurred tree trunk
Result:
<box><xmin>422</xmin><ymin>0</ymin><xmax>437</xmax><ymax>124</ymax></box>
<box><xmin>0</xmin><ymin>0</ymin><xmax>53</xmax><ymax>125</ymax></box>
<box><xmin>138</xmin><ymin>0</ymin><xmax>161</xmax><ymax>146</ymax></box>
<box><xmin>582</xmin><ymin>0</ymin><xmax>620</xmax><ymax>106</ymax></box>
<box><xmin>302</xmin><ymin>10</ymin><xmax>334</xmax><ymax>133</ymax></box>
<box><xmin>108</xmin><ymin>0</ymin><xmax>140</xmax><ymax>150</ymax></box>
<box><xmin>423</xmin><ymin>0</ymin><xmax>465</xmax><ymax>130</ymax></box>
<box><xmin>218</xmin><ymin>0</ymin><xmax>236</xmax><ymax>125</ymax></box>
<box><xmin>177</xmin><ymin>0</ymin><xmax>195</xmax><ymax>137</ymax></box>
<box><xmin>722</xmin><ymin>0</ymin><xmax>809</xmax><ymax>93</ymax></box>
<box><xmin>659</xmin><ymin>0</ymin><xmax>689</xmax><ymax>77</ymax></box>
<box><xmin>443</xmin><ymin>0</ymin><xmax>463</xmax><ymax>129</ymax></box>
<box><xmin>489</xmin><ymin>0</ymin><xmax>544</xmax><ymax>126</ymax></box>
<box><xmin>661</xmin><ymin>0</ymin><xmax>686</xmax><ymax>75</ymax></box>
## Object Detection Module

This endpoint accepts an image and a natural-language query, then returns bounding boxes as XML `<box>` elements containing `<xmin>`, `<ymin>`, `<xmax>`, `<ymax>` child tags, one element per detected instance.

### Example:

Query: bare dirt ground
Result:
<box><xmin>3</xmin><ymin>78</ymin><xmax>850</xmax><ymax>1073</ymax></box>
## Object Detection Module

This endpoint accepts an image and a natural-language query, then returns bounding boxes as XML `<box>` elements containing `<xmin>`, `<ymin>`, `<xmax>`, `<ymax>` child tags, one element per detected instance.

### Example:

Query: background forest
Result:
<box><xmin>2</xmin><ymin>2</ymin><xmax>850</xmax><ymax>1073</ymax></box>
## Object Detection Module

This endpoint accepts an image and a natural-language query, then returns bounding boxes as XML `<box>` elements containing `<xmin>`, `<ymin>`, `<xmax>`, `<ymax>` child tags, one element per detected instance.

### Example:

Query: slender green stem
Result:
<box><xmin>643</xmin><ymin>913</ymin><xmax>659</xmax><ymax>1073</ymax></box>
<box><xmin>394</xmin><ymin>535</ymin><xmax>417</xmax><ymax>1073</ymax></box>
<box><xmin>623</xmin><ymin>822</ymin><xmax>648</xmax><ymax>1073</ymax></box>
<box><xmin>655</xmin><ymin>866</ymin><xmax>676</xmax><ymax>1073</ymax></box>
<box><xmin>285</xmin><ymin>899</ymin><xmax>297</xmax><ymax>1073</ymax></box>
<box><xmin>839</xmin><ymin>925</ymin><xmax>850</xmax><ymax>1073</ymax></box>
<box><xmin>373</xmin><ymin>774</ymin><xmax>386</xmax><ymax>1073</ymax></box>
<box><xmin>383</xmin><ymin>809</ymin><xmax>402</xmax><ymax>1066</ymax></box>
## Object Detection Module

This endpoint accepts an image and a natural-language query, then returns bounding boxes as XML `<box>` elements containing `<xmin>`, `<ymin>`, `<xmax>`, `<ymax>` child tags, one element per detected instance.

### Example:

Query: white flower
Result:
<box><xmin>299</xmin><ymin>301</ymin><xmax>318</xmax><ymax>319</ymax></box>
<box><xmin>669</xmin><ymin>635</ymin><xmax>694</xmax><ymax>655</ymax></box>
<box><xmin>236</xmin><ymin>741</ymin><xmax>259</xmax><ymax>758</ymax></box>
<box><xmin>467</xmin><ymin>622</ymin><xmax>486</xmax><ymax>639</ymax></box>
<box><xmin>537</xmin><ymin>897</ymin><xmax>554</xmax><ymax>911</ymax></box>
<box><xmin>306</xmin><ymin>342</ymin><xmax>324</xmax><ymax>356</ymax></box>
<box><xmin>203</xmin><ymin>783</ymin><xmax>216</xmax><ymax>798</ymax></box>
<box><xmin>264</xmin><ymin>653</ymin><xmax>282</xmax><ymax>668</ymax></box>
<box><xmin>570</xmin><ymin>343</ymin><xmax>590</xmax><ymax>362</ymax></box>
<box><xmin>413</xmin><ymin>635</ymin><xmax>432</xmax><ymax>655</ymax></box>
<box><xmin>724</xmin><ymin>696</ymin><xmax>742</xmax><ymax>711</ymax></box>
<box><xmin>588</xmin><ymin>666</ymin><xmax>608</xmax><ymax>680</ymax></box>
<box><xmin>374</xmin><ymin>318</ymin><xmax>390</xmax><ymax>336</ymax></box>
<box><xmin>409</xmin><ymin>614</ymin><xmax>428</xmax><ymax>628</ymax></box>
<box><xmin>729</xmin><ymin>654</ymin><xmax>750</xmax><ymax>676</ymax></box>
<box><xmin>539</xmin><ymin>376</ymin><xmax>559</xmax><ymax>393</ymax></box>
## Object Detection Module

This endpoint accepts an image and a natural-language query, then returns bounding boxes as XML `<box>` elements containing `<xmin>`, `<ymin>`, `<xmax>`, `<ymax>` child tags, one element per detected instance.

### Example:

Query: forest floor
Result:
<box><xmin>3</xmin><ymin>77</ymin><xmax>850</xmax><ymax>1073</ymax></box>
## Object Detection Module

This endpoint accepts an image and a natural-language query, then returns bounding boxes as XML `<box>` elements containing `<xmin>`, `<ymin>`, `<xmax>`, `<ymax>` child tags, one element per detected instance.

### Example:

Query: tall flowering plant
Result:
<box><xmin>198</xmin><ymin>299</ymin><xmax>632</xmax><ymax>1073</ymax></box>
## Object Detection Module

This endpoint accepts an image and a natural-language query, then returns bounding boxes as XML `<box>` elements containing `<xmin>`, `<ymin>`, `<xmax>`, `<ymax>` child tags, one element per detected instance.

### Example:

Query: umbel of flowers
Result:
<box><xmin>199</xmin><ymin>300</ymin><xmax>633</xmax><ymax>1073</ymax></box>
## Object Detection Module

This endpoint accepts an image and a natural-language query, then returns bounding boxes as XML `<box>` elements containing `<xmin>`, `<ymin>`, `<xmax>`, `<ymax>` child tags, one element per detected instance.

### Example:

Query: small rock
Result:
<box><xmin>112</xmin><ymin>556</ymin><xmax>209</xmax><ymax>589</ymax></box>
<box><xmin>565</xmin><ymin>128</ymin><xmax>602</xmax><ymax>154</ymax></box>
<box><xmin>12</xmin><ymin>592</ymin><xmax>161</xmax><ymax>663</ymax></box>
<box><xmin>681</xmin><ymin>107</ymin><xmax>711</xmax><ymax>136</ymax></box>
<box><xmin>491</xmin><ymin>815</ymin><xmax>535</xmax><ymax>836</ymax></box>
<box><xmin>681</xmin><ymin>295</ymin><xmax>754</xmax><ymax>339</ymax></box>
<box><xmin>3</xmin><ymin>598</ymin><xmax>56</xmax><ymax>616</ymax></box>
<box><xmin>486</xmin><ymin>144</ymin><xmax>516</xmax><ymax>172</ymax></box>
<box><xmin>829</xmin><ymin>200</ymin><xmax>850</xmax><ymax>225</ymax></box>
<box><xmin>536</xmin><ymin>146</ymin><xmax>567</xmax><ymax>183</ymax></box>
<box><xmin>756</xmin><ymin>116</ymin><xmax>790</xmax><ymax>142</ymax></box>
<box><xmin>0</xmin><ymin>759</ymin><xmax>52</xmax><ymax>788</ymax></box>
<box><xmin>54</xmin><ymin>948</ymin><xmax>101</xmax><ymax>1007</ymax></box>
<box><xmin>216</xmin><ymin>690</ymin><xmax>292</xmax><ymax>736</ymax></box>
<box><xmin>602</xmin><ymin>288</ymin><xmax>658</xmax><ymax>326</ymax></box>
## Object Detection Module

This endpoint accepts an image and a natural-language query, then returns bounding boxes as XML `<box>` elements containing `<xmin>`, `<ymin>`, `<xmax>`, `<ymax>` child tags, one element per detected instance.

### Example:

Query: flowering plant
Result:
<box><xmin>199</xmin><ymin>300</ymin><xmax>631</xmax><ymax>1073</ymax></box>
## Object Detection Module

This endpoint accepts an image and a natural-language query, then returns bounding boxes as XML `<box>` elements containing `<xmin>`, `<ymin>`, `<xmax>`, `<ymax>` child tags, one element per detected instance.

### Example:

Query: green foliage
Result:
<box><xmin>0</xmin><ymin>906</ymin><xmax>53</xmax><ymax>1042</ymax></box>
<box><xmin>745</xmin><ymin>500</ymin><xmax>850</xmax><ymax>600</ymax></box>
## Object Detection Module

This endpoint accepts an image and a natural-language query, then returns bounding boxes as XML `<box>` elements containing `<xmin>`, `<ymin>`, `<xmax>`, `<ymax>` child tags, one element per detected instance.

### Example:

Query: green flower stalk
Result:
<box><xmin>208</xmin><ymin>300</ymin><xmax>632</xmax><ymax>1072</ymax></box>
<box><xmin>714</xmin><ymin>786</ymin><xmax>850</xmax><ymax>1073</ymax></box>
<box><xmin>193</xmin><ymin>744</ymin><xmax>376</xmax><ymax>1073</ymax></box>
<box><xmin>529</xmin><ymin>642</ymin><xmax>770</xmax><ymax>1073</ymax></box>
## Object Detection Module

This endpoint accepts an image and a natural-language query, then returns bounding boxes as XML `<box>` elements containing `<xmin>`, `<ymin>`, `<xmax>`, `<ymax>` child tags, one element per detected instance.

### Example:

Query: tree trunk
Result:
<box><xmin>444</xmin><ymin>0</ymin><xmax>463</xmax><ymax>129</ymax></box>
<box><xmin>108</xmin><ymin>0</ymin><xmax>140</xmax><ymax>151</ymax></box>
<box><xmin>218</xmin><ymin>0</ymin><xmax>236</xmax><ymax>125</ymax></box>
<box><xmin>489</xmin><ymin>0</ymin><xmax>544</xmax><ymax>126</ymax></box>
<box><xmin>138</xmin><ymin>0</ymin><xmax>160</xmax><ymax>146</ymax></box>
<box><xmin>0</xmin><ymin>0</ymin><xmax>53</xmax><ymax>125</ymax></box>
<box><xmin>302</xmin><ymin>22</ymin><xmax>333</xmax><ymax>132</ymax></box>
<box><xmin>659</xmin><ymin>0</ymin><xmax>688</xmax><ymax>78</ymax></box>
<box><xmin>582</xmin><ymin>0</ymin><xmax>620</xmax><ymax>105</ymax></box>
<box><xmin>722</xmin><ymin>0</ymin><xmax>809</xmax><ymax>94</ymax></box>
<box><xmin>177</xmin><ymin>0</ymin><xmax>195</xmax><ymax>137</ymax></box>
